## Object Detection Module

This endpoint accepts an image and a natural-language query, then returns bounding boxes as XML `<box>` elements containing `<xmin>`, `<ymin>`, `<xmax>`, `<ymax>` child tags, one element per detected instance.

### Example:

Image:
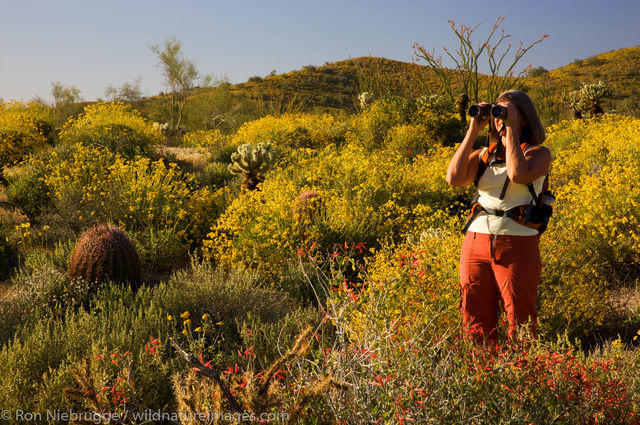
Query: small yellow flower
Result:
<box><xmin>183</xmin><ymin>319</ymin><xmax>191</xmax><ymax>326</ymax></box>
<box><xmin>182</xmin><ymin>329</ymin><xmax>188</xmax><ymax>335</ymax></box>
<box><xmin>195</xmin><ymin>327</ymin><xmax>202</xmax><ymax>332</ymax></box>
<box><xmin>216</xmin><ymin>321</ymin><xmax>224</xmax><ymax>326</ymax></box>
<box><xmin>167</xmin><ymin>314</ymin><xmax>173</xmax><ymax>321</ymax></box>
<box><xmin>43</xmin><ymin>225</ymin><xmax>50</xmax><ymax>231</ymax></box>
<box><xmin>202</xmin><ymin>313</ymin><xmax>210</xmax><ymax>321</ymax></box>
<box><xmin>180</xmin><ymin>311</ymin><xmax>190</xmax><ymax>319</ymax></box>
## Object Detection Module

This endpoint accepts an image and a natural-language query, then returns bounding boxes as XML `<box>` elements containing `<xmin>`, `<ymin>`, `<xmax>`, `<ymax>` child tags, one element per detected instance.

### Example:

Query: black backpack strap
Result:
<box><xmin>461</xmin><ymin>203</ymin><xmax>484</xmax><ymax>234</ymax></box>
<box><xmin>527</xmin><ymin>182</ymin><xmax>540</xmax><ymax>207</ymax></box>
<box><xmin>499</xmin><ymin>177</ymin><xmax>510</xmax><ymax>200</ymax></box>
<box><xmin>474</xmin><ymin>147</ymin><xmax>488</xmax><ymax>186</ymax></box>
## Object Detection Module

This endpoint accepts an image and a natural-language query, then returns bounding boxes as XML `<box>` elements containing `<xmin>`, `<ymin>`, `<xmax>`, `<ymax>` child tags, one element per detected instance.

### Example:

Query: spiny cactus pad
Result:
<box><xmin>69</xmin><ymin>224</ymin><xmax>142</xmax><ymax>287</ymax></box>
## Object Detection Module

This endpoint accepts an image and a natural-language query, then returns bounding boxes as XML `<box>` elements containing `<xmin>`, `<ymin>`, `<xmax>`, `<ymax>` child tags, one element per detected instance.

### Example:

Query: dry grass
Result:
<box><xmin>155</xmin><ymin>146</ymin><xmax>208</xmax><ymax>174</ymax></box>
<box><xmin>596</xmin><ymin>283</ymin><xmax>640</xmax><ymax>343</ymax></box>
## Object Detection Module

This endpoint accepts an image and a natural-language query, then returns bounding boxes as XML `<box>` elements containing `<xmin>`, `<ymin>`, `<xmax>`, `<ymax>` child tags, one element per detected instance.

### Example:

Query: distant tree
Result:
<box><xmin>105</xmin><ymin>77</ymin><xmax>143</xmax><ymax>103</ymax></box>
<box><xmin>527</xmin><ymin>66</ymin><xmax>549</xmax><ymax>78</ymax></box>
<box><xmin>585</xmin><ymin>57</ymin><xmax>605</xmax><ymax>66</ymax></box>
<box><xmin>51</xmin><ymin>81</ymin><xmax>83</xmax><ymax>108</ymax></box>
<box><xmin>149</xmin><ymin>37</ymin><xmax>211</xmax><ymax>134</ymax></box>
<box><xmin>50</xmin><ymin>81</ymin><xmax>84</xmax><ymax>122</ymax></box>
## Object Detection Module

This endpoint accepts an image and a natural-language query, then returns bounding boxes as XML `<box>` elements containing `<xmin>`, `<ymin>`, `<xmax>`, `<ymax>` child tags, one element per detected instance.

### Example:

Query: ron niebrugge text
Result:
<box><xmin>7</xmin><ymin>409</ymin><xmax>289</xmax><ymax>423</ymax></box>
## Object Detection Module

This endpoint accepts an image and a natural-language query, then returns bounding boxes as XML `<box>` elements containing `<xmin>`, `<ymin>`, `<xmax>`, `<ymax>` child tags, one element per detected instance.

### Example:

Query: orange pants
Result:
<box><xmin>459</xmin><ymin>231</ymin><xmax>541</xmax><ymax>343</ymax></box>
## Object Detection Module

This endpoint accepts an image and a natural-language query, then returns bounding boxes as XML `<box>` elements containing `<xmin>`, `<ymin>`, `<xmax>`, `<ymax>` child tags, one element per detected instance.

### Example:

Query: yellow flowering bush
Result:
<box><xmin>182</xmin><ymin>129</ymin><xmax>228</xmax><ymax>149</ymax></box>
<box><xmin>203</xmin><ymin>142</ymin><xmax>470</xmax><ymax>281</ymax></box>
<box><xmin>346</xmin><ymin>99</ymin><xmax>463</xmax><ymax>152</ymax></box>
<box><xmin>346</xmin><ymin>209</ymin><xmax>464</xmax><ymax>340</ymax></box>
<box><xmin>231</xmin><ymin>113</ymin><xmax>346</xmax><ymax>151</ymax></box>
<box><xmin>386</xmin><ymin>123</ymin><xmax>432</xmax><ymax>160</ymax></box>
<box><xmin>535</xmin><ymin>114</ymin><xmax>640</xmax><ymax>338</ymax></box>
<box><xmin>345</xmin><ymin>97</ymin><xmax>409</xmax><ymax>150</ymax></box>
<box><xmin>414</xmin><ymin>105</ymin><xmax>465</xmax><ymax>147</ymax></box>
<box><xmin>0</xmin><ymin>103</ymin><xmax>48</xmax><ymax>168</ymax></box>
<box><xmin>546</xmin><ymin>114</ymin><xmax>640</xmax><ymax>185</ymax></box>
<box><xmin>44</xmin><ymin>145</ymin><xmax>219</xmax><ymax>239</ymax></box>
<box><xmin>9</xmin><ymin>144</ymin><xmax>223</xmax><ymax>268</ymax></box>
<box><xmin>59</xmin><ymin>102</ymin><xmax>164</xmax><ymax>157</ymax></box>
<box><xmin>202</xmin><ymin>178</ymin><xmax>305</xmax><ymax>278</ymax></box>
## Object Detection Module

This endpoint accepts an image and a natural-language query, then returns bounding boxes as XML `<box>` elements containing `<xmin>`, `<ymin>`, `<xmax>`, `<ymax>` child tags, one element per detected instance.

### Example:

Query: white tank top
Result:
<box><xmin>467</xmin><ymin>148</ymin><xmax>547</xmax><ymax>236</ymax></box>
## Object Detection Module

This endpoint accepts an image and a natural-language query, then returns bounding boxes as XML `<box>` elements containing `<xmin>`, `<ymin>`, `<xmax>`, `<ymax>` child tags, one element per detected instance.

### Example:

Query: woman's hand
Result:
<box><xmin>496</xmin><ymin>101</ymin><xmax>521</xmax><ymax>129</ymax></box>
<box><xmin>469</xmin><ymin>102</ymin><xmax>491</xmax><ymax>134</ymax></box>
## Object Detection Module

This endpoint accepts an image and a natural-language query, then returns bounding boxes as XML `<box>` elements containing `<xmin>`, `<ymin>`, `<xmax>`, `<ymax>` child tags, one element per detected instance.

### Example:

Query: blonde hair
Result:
<box><xmin>496</xmin><ymin>90</ymin><xmax>546</xmax><ymax>145</ymax></box>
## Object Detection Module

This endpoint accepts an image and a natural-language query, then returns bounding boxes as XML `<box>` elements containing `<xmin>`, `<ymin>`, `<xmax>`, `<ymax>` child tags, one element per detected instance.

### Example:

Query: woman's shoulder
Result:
<box><xmin>524</xmin><ymin>144</ymin><xmax>551</xmax><ymax>159</ymax></box>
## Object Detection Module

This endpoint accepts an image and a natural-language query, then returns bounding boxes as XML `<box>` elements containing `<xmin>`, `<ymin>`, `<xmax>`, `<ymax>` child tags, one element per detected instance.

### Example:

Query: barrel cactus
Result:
<box><xmin>69</xmin><ymin>224</ymin><xmax>142</xmax><ymax>287</ymax></box>
<box><xmin>228</xmin><ymin>142</ymin><xmax>276</xmax><ymax>190</ymax></box>
<box><xmin>293</xmin><ymin>190</ymin><xmax>325</xmax><ymax>225</ymax></box>
<box><xmin>456</xmin><ymin>93</ymin><xmax>469</xmax><ymax>125</ymax></box>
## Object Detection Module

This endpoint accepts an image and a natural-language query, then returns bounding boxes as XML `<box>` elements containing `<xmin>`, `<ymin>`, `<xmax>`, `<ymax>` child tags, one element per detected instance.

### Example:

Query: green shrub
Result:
<box><xmin>129</xmin><ymin>227</ymin><xmax>188</xmax><ymax>275</ymax></box>
<box><xmin>0</xmin><ymin>259</ymin><xmax>304</xmax><ymax>414</ymax></box>
<box><xmin>21</xmin><ymin>238</ymin><xmax>75</xmax><ymax>274</ymax></box>
<box><xmin>5</xmin><ymin>162</ymin><xmax>52</xmax><ymax>219</ymax></box>
<box><xmin>0</xmin><ymin>223</ymin><xmax>18</xmax><ymax>280</ymax></box>
<box><xmin>196</xmin><ymin>161</ymin><xmax>234</xmax><ymax>188</ymax></box>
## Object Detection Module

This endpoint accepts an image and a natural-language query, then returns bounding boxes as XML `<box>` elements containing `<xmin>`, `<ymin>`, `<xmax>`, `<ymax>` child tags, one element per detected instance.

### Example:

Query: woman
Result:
<box><xmin>446</xmin><ymin>90</ymin><xmax>551</xmax><ymax>343</ymax></box>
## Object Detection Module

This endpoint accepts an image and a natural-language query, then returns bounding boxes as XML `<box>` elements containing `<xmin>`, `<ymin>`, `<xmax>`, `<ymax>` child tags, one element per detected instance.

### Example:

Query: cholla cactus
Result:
<box><xmin>228</xmin><ymin>142</ymin><xmax>276</xmax><ymax>190</ymax></box>
<box><xmin>416</xmin><ymin>94</ymin><xmax>447</xmax><ymax>109</ymax></box>
<box><xmin>69</xmin><ymin>224</ymin><xmax>142</xmax><ymax>288</ymax></box>
<box><xmin>152</xmin><ymin>121</ymin><xmax>169</xmax><ymax>133</ymax></box>
<box><xmin>358</xmin><ymin>92</ymin><xmax>372</xmax><ymax>109</ymax></box>
<box><xmin>562</xmin><ymin>90</ymin><xmax>587</xmax><ymax>119</ymax></box>
<box><xmin>563</xmin><ymin>81</ymin><xmax>613</xmax><ymax>119</ymax></box>
<box><xmin>579</xmin><ymin>81</ymin><xmax>613</xmax><ymax>116</ymax></box>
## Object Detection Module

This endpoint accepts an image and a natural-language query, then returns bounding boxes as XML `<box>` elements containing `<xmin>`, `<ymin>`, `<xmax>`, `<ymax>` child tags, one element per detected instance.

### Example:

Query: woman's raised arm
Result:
<box><xmin>446</xmin><ymin>118</ymin><xmax>485</xmax><ymax>187</ymax></box>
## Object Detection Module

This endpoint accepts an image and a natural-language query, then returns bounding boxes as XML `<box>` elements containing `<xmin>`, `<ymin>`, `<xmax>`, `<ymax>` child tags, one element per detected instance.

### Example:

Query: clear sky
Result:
<box><xmin>1</xmin><ymin>0</ymin><xmax>638</xmax><ymax>102</ymax></box>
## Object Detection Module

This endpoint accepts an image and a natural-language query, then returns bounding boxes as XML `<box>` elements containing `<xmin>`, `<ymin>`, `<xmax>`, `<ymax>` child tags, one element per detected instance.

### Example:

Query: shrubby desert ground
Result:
<box><xmin>0</xmin><ymin>49</ymin><xmax>639</xmax><ymax>424</ymax></box>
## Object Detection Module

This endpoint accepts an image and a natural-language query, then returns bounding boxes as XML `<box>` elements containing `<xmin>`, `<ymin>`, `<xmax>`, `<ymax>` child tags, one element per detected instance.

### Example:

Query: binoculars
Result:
<box><xmin>468</xmin><ymin>104</ymin><xmax>508</xmax><ymax>120</ymax></box>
